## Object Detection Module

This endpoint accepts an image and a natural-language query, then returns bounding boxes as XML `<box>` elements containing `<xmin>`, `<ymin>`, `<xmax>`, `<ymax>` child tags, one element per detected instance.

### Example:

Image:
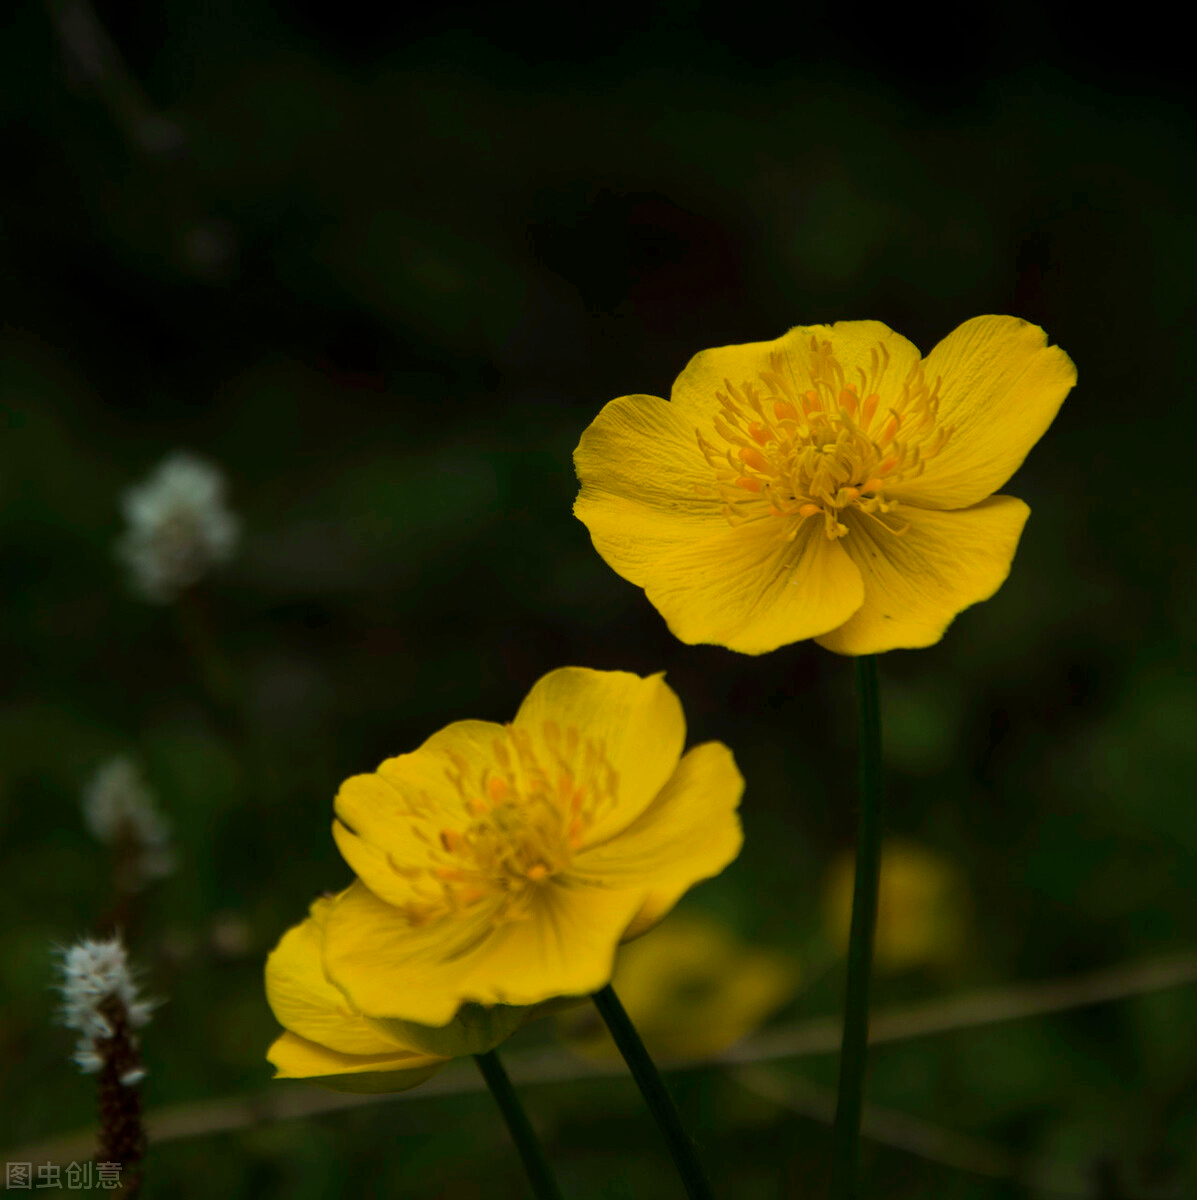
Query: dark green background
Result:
<box><xmin>2</xmin><ymin>2</ymin><xmax>1194</xmax><ymax>1196</ymax></box>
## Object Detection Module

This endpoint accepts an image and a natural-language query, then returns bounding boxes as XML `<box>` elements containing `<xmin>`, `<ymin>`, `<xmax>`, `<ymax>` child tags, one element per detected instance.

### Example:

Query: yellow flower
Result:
<box><xmin>321</xmin><ymin>667</ymin><xmax>745</xmax><ymax>1028</ymax></box>
<box><xmin>823</xmin><ymin>839</ymin><xmax>969</xmax><ymax>973</ymax></box>
<box><xmin>265</xmin><ymin>896</ymin><xmax>449</xmax><ymax>1093</ymax></box>
<box><xmin>558</xmin><ymin>911</ymin><xmax>798</xmax><ymax>1061</ymax></box>
<box><xmin>574</xmin><ymin>316</ymin><xmax>1076</xmax><ymax>655</ymax></box>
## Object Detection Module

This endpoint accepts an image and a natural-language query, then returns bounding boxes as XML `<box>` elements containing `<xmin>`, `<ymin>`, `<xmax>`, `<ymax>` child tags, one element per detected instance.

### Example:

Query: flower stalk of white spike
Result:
<box><xmin>56</xmin><ymin>936</ymin><xmax>154</xmax><ymax>1195</ymax></box>
<box><xmin>116</xmin><ymin>450</ymin><xmax>239</xmax><ymax>603</ymax></box>
<box><xmin>83</xmin><ymin>758</ymin><xmax>175</xmax><ymax>895</ymax></box>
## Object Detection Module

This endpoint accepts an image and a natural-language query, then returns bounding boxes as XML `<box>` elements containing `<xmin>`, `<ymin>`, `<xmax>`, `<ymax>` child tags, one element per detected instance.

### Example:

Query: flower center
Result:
<box><xmin>696</xmin><ymin>337</ymin><xmax>952</xmax><ymax>539</ymax></box>
<box><xmin>395</xmin><ymin>723</ymin><xmax>618</xmax><ymax>928</ymax></box>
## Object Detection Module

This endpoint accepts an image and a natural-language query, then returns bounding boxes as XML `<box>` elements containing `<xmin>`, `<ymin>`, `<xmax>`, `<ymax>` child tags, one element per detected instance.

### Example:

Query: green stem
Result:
<box><xmin>591</xmin><ymin>984</ymin><xmax>715</xmax><ymax>1200</ymax></box>
<box><xmin>830</xmin><ymin>654</ymin><xmax>884</xmax><ymax>1199</ymax></box>
<box><xmin>473</xmin><ymin>1049</ymin><xmax>564</xmax><ymax>1200</ymax></box>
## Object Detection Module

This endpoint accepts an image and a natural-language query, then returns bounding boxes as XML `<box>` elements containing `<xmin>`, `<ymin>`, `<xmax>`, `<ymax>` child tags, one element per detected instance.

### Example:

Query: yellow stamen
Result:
<box><xmin>385</xmin><ymin>723</ymin><xmax>620</xmax><ymax>930</ymax></box>
<box><xmin>698</xmin><ymin>337</ymin><xmax>950</xmax><ymax>540</ymax></box>
<box><xmin>738</xmin><ymin>446</ymin><xmax>769</xmax><ymax>472</ymax></box>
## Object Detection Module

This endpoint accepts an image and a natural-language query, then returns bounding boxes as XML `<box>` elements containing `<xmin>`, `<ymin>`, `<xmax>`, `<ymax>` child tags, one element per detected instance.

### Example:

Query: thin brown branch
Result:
<box><xmin>9</xmin><ymin>951</ymin><xmax>1196</xmax><ymax>1169</ymax></box>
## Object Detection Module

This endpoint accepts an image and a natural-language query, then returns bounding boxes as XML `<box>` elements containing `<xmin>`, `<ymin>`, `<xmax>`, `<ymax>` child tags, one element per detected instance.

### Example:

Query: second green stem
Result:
<box><xmin>474</xmin><ymin>1049</ymin><xmax>563</xmax><ymax>1200</ymax></box>
<box><xmin>829</xmin><ymin>653</ymin><xmax>883</xmax><ymax>1200</ymax></box>
<box><xmin>592</xmin><ymin>983</ymin><xmax>715</xmax><ymax>1200</ymax></box>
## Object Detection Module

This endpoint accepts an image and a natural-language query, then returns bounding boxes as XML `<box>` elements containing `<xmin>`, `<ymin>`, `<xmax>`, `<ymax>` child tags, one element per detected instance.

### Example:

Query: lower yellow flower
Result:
<box><xmin>823</xmin><ymin>839</ymin><xmax>969</xmax><ymax>972</ymax></box>
<box><xmin>265</xmin><ymin>897</ymin><xmax>449</xmax><ymax>1093</ymax></box>
<box><xmin>574</xmin><ymin>316</ymin><xmax>1076</xmax><ymax>655</ymax></box>
<box><xmin>558</xmin><ymin>911</ymin><xmax>798</xmax><ymax>1061</ymax></box>
<box><xmin>321</xmin><ymin>667</ymin><xmax>745</xmax><ymax>1027</ymax></box>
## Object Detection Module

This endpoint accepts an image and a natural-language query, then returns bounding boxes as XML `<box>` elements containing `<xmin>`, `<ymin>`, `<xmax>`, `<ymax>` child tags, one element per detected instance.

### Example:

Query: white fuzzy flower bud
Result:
<box><xmin>55</xmin><ymin>937</ymin><xmax>155</xmax><ymax>1076</ymax></box>
<box><xmin>82</xmin><ymin>757</ymin><xmax>175</xmax><ymax>885</ymax></box>
<box><xmin>116</xmin><ymin>450</ymin><xmax>239</xmax><ymax>602</ymax></box>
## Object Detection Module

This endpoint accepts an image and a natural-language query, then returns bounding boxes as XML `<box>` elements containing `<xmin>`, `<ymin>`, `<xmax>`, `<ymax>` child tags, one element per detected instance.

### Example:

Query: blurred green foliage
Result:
<box><xmin>2</xmin><ymin>2</ymin><xmax>1195</xmax><ymax>1196</ymax></box>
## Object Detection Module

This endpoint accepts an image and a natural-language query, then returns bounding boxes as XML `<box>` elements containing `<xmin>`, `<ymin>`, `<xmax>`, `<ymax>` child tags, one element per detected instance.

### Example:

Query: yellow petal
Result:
<box><xmin>323</xmin><ymin>877</ymin><xmax>644</xmax><ymax>1027</ymax></box>
<box><xmin>815</xmin><ymin>496</ymin><xmax>1031</xmax><ymax>655</ymax></box>
<box><xmin>640</xmin><ymin>515</ymin><xmax>865</xmax><ymax>655</ymax></box>
<box><xmin>892</xmin><ymin>316</ymin><xmax>1077</xmax><ymax>510</ymax></box>
<box><xmin>668</xmin><ymin>321</ymin><xmax>923</xmax><ymax>423</ymax></box>
<box><xmin>575</xmin><ymin>742</ymin><xmax>744</xmax><ymax>942</ymax></box>
<box><xmin>333</xmin><ymin>719</ymin><xmax>508</xmax><ymax>909</ymax></box>
<box><xmin>267</xmin><ymin>1030</ymin><xmax>447</xmax><ymax>1093</ymax></box>
<box><xmin>265</xmin><ymin>897</ymin><xmax>414</xmax><ymax>1056</ymax></box>
<box><xmin>512</xmin><ymin>667</ymin><xmax>686</xmax><ymax>842</ymax></box>
<box><xmin>573</xmin><ymin>393</ymin><xmax>729</xmax><ymax>585</ymax></box>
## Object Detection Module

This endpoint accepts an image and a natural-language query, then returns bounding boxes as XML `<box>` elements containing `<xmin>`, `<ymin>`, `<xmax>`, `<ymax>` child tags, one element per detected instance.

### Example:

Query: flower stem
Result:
<box><xmin>830</xmin><ymin>653</ymin><xmax>884</xmax><ymax>1199</ymax></box>
<box><xmin>591</xmin><ymin>984</ymin><xmax>716</xmax><ymax>1200</ymax></box>
<box><xmin>95</xmin><ymin>997</ymin><xmax>146</xmax><ymax>1197</ymax></box>
<box><xmin>473</xmin><ymin>1049</ymin><xmax>564</xmax><ymax>1200</ymax></box>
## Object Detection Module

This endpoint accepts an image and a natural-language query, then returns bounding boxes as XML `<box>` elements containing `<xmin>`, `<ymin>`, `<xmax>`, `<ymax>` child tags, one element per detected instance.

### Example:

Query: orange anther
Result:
<box><xmin>841</xmin><ymin>487</ymin><xmax>860</xmax><ymax>502</ymax></box>
<box><xmin>440</xmin><ymin>829</ymin><xmax>462</xmax><ymax>853</ymax></box>
<box><xmin>768</xmin><ymin>505</ymin><xmax>783</xmax><ymax>517</ymax></box>
<box><xmin>863</xmin><ymin>477</ymin><xmax>884</xmax><ymax>492</ymax></box>
<box><xmin>802</xmin><ymin>389</ymin><xmax>821</xmax><ymax>413</ymax></box>
<box><xmin>748</xmin><ymin>421</ymin><xmax>771</xmax><ymax>446</ymax></box>
<box><xmin>879</xmin><ymin>457</ymin><xmax>899</xmax><ymax>475</ymax></box>
<box><xmin>798</xmin><ymin>503</ymin><xmax>822</xmax><ymax>518</ymax></box>
<box><xmin>435</xmin><ymin>867</ymin><xmax>467</xmax><ymax>882</ymax></box>
<box><xmin>880</xmin><ymin>417</ymin><xmax>900</xmax><ymax>445</ymax></box>
<box><xmin>736</xmin><ymin>475</ymin><xmax>763</xmax><ymax>492</ymax></box>
<box><xmin>773</xmin><ymin>400</ymin><xmax>798</xmax><ymax>420</ymax></box>
<box><xmin>487</xmin><ymin>776</ymin><xmax>509</xmax><ymax>804</ymax></box>
<box><xmin>838</xmin><ymin>388</ymin><xmax>858</xmax><ymax>418</ymax></box>
<box><xmin>526</xmin><ymin>864</ymin><xmax>550</xmax><ymax>883</ymax></box>
<box><xmin>738</xmin><ymin>446</ymin><xmax>769</xmax><ymax>472</ymax></box>
<box><xmin>467</xmin><ymin>798</ymin><xmax>489</xmax><ymax>817</ymax></box>
<box><xmin>862</xmin><ymin>393</ymin><xmax>880</xmax><ymax>426</ymax></box>
<box><xmin>568</xmin><ymin>815</ymin><xmax>585</xmax><ymax>846</ymax></box>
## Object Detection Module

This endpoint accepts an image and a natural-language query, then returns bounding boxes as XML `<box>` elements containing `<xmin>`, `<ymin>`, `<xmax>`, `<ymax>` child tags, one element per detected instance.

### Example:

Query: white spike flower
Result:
<box><xmin>82</xmin><ymin>757</ymin><xmax>174</xmax><ymax>885</ymax></box>
<box><xmin>116</xmin><ymin>450</ymin><xmax>239</xmax><ymax>602</ymax></box>
<box><xmin>55</xmin><ymin>937</ymin><xmax>155</xmax><ymax>1076</ymax></box>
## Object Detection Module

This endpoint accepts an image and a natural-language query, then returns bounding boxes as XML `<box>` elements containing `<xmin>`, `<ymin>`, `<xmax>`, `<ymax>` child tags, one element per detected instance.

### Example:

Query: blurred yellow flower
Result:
<box><xmin>574</xmin><ymin>316</ymin><xmax>1076</xmax><ymax>655</ymax></box>
<box><xmin>321</xmin><ymin>668</ymin><xmax>745</xmax><ymax>1027</ymax></box>
<box><xmin>823</xmin><ymin>839</ymin><xmax>969</xmax><ymax>972</ymax></box>
<box><xmin>559</xmin><ymin>911</ymin><xmax>798</xmax><ymax>1061</ymax></box>
<box><xmin>265</xmin><ymin>896</ymin><xmax>449</xmax><ymax>1093</ymax></box>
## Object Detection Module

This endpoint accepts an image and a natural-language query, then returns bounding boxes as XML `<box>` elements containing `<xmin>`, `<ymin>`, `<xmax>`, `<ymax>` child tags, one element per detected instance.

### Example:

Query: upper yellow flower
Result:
<box><xmin>574</xmin><ymin>316</ymin><xmax>1076</xmax><ymax>655</ymax></box>
<box><xmin>321</xmin><ymin>667</ymin><xmax>745</xmax><ymax>1027</ymax></box>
